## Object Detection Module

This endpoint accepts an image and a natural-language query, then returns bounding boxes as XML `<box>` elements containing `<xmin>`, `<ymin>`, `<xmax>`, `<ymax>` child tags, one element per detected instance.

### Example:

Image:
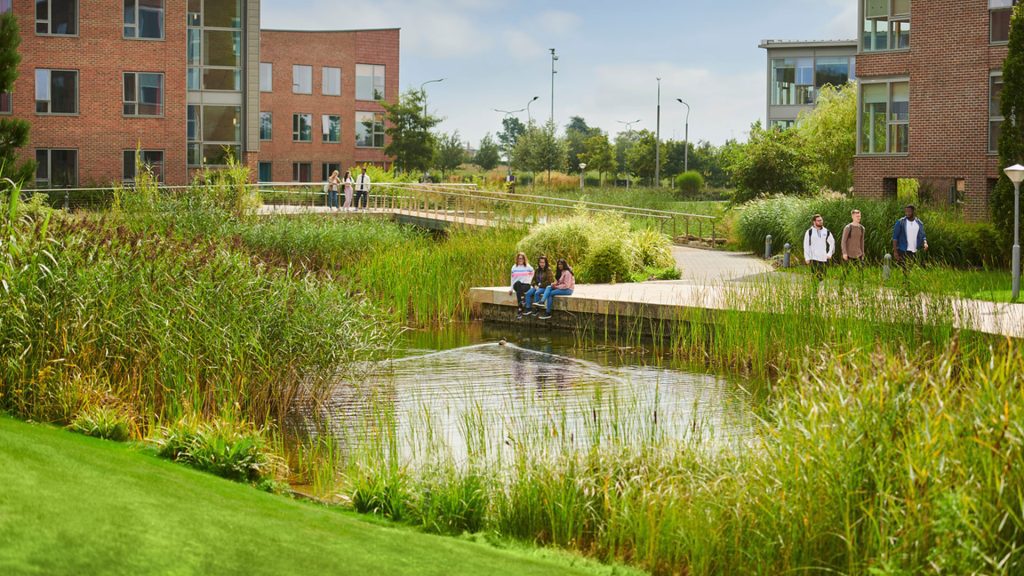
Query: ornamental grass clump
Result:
<box><xmin>69</xmin><ymin>405</ymin><xmax>134</xmax><ymax>442</ymax></box>
<box><xmin>153</xmin><ymin>418</ymin><xmax>283</xmax><ymax>486</ymax></box>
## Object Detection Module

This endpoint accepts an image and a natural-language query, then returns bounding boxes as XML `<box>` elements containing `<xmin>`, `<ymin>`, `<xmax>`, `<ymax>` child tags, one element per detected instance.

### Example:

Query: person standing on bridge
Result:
<box><xmin>354</xmin><ymin>167</ymin><xmax>371</xmax><ymax>210</ymax></box>
<box><xmin>327</xmin><ymin>170</ymin><xmax>341</xmax><ymax>210</ymax></box>
<box><xmin>509</xmin><ymin>252</ymin><xmax>534</xmax><ymax>319</ymax></box>
<box><xmin>803</xmin><ymin>214</ymin><xmax>835</xmax><ymax>282</ymax></box>
<box><xmin>342</xmin><ymin>170</ymin><xmax>355</xmax><ymax>210</ymax></box>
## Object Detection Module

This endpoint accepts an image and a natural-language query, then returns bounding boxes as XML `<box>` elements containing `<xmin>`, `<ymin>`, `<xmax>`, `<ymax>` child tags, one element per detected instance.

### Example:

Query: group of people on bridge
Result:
<box><xmin>324</xmin><ymin>167</ymin><xmax>372</xmax><ymax>211</ymax></box>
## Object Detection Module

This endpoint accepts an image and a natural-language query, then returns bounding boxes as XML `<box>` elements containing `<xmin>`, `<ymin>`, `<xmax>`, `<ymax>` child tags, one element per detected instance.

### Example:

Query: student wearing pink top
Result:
<box><xmin>508</xmin><ymin>252</ymin><xmax>534</xmax><ymax>317</ymax></box>
<box><xmin>536</xmin><ymin>259</ymin><xmax>575</xmax><ymax>320</ymax></box>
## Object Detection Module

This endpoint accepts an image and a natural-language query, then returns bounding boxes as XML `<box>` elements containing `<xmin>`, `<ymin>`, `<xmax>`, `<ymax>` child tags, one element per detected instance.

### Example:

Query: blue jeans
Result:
<box><xmin>327</xmin><ymin>190</ymin><xmax>339</xmax><ymax>208</ymax></box>
<box><xmin>524</xmin><ymin>287</ymin><xmax>543</xmax><ymax>309</ymax></box>
<box><xmin>541</xmin><ymin>287</ymin><xmax>573</xmax><ymax>314</ymax></box>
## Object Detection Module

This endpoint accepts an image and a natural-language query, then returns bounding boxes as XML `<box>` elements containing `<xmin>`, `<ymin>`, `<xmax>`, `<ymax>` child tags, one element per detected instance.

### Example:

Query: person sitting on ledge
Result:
<box><xmin>509</xmin><ymin>252</ymin><xmax>534</xmax><ymax>319</ymax></box>
<box><xmin>522</xmin><ymin>256</ymin><xmax>552</xmax><ymax>318</ymax></box>
<box><xmin>535</xmin><ymin>259</ymin><xmax>575</xmax><ymax>320</ymax></box>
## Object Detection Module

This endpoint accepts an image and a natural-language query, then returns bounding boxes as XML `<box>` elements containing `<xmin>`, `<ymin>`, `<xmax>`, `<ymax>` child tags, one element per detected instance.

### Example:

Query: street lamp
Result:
<box><xmin>676</xmin><ymin>98</ymin><xmax>691</xmax><ymax>174</ymax></box>
<box><xmin>420</xmin><ymin>78</ymin><xmax>446</xmax><ymax>117</ymax></box>
<box><xmin>526</xmin><ymin>96</ymin><xmax>540</xmax><ymax>124</ymax></box>
<box><xmin>549</xmin><ymin>48</ymin><xmax>558</xmax><ymax>125</ymax></box>
<box><xmin>1005</xmin><ymin>163</ymin><xmax>1024</xmax><ymax>300</ymax></box>
<box><xmin>617</xmin><ymin>119</ymin><xmax>641</xmax><ymax>189</ymax></box>
<box><xmin>655</xmin><ymin>78</ymin><xmax>662</xmax><ymax>187</ymax></box>
<box><xmin>579</xmin><ymin>162</ymin><xmax>587</xmax><ymax>192</ymax></box>
<box><xmin>495</xmin><ymin>107</ymin><xmax>526</xmax><ymax>178</ymax></box>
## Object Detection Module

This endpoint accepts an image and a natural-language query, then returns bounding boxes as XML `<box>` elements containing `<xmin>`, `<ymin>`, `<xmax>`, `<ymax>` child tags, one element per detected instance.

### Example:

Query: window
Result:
<box><xmin>260</xmin><ymin>112</ymin><xmax>272</xmax><ymax>141</ymax></box>
<box><xmin>35</xmin><ymin>0</ymin><xmax>77</xmax><ymax>35</ymax></box>
<box><xmin>188</xmin><ymin>3</ymin><xmax>243</xmax><ymax>92</ymax></box>
<box><xmin>356</xmin><ymin>111</ymin><xmax>385</xmax><ymax>148</ymax></box>
<box><xmin>35</xmin><ymin>149</ymin><xmax>77</xmax><ymax>187</ymax></box>
<box><xmin>863</xmin><ymin>0</ymin><xmax>910</xmax><ymax>52</ymax></box>
<box><xmin>991</xmin><ymin>0</ymin><xmax>1019</xmax><ymax>43</ymax></box>
<box><xmin>355</xmin><ymin>64</ymin><xmax>386</xmax><ymax>101</ymax></box>
<box><xmin>35</xmin><ymin>69</ymin><xmax>77</xmax><ymax>114</ymax></box>
<box><xmin>123</xmin><ymin>150</ymin><xmax>164</xmax><ymax>182</ymax></box>
<box><xmin>260</xmin><ymin>62</ymin><xmax>272</xmax><ymax>92</ymax></box>
<box><xmin>771</xmin><ymin>58</ymin><xmax>814</xmax><ymax>106</ymax></box>
<box><xmin>292</xmin><ymin>162</ymin><xmax>312</xmax><ymax>183</ymax></box>
<box><xmin>1</xmin><ymin>1</ymin><xmax>12</xmax><ymax>14</ymax></box>
<box><xmin>322</xmin><ymin>115</ymin><xmax>340</xmax><ymax>143</ymax></box>
<box><xmin>124</xmin><ymin>0</ymin><xmax>164</xmax><ymax>39</ymax></box>
<box><xmin>258</xmin><ymin>162</ymin><xmax>272</xmax><ymax>183</ymax></box>
<box><xmin>0</xmin><ymin>92</ymin><xmax>11</xmax><ymax>114</ymax></box>
<box><xmin>123</xmin><ymin>72</ymin><xmax>164</xmax><ymax>116</ymax></box>
<box><xmin>815</xmin><ymin>57</ymin><xmax>852</xmax><ymax>89</ymax></box>
<box><xmin>860</xmin><ymin>80</ymin><xmax>909</xmax><ymax>154</ymax></box>
<box><xmin>770</xmin><ymin>120</ymin><xmax>795</xmax><ymax>130</ymax></box>
<box><xmin>323</xmin><ymin>67</ymin><xmax>341</xmax><ymax>96</ymax></box>
<box><xmin>188</xmin><ymin>104</ymin><xmax>241</xmax><ymax>166</ymax></box>
<box><xmin>293</xmin><ymin>65</ymin><xmax>312</xmax><ymax>94</ymax></box>
<box><xmin>293</xmin><ymin>113</ymin><xmax>312</xmax><ymax>142</ymax></box>
<box><xmin>322</xmin><ymin>163</ymin><xmax>341</xmax><ymax>182</ymax></box>
<box><xmin>991</xmin><ymin>73</ymin><xmax>1004</xmax><ymax>153</ymax></box>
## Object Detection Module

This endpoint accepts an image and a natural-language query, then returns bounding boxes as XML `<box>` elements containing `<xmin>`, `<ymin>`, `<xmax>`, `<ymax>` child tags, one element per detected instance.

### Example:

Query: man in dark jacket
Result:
<box><xmin>892</xmin><ymin>204</ymin><xmax>928</xmax><ymax>267</ymax></box>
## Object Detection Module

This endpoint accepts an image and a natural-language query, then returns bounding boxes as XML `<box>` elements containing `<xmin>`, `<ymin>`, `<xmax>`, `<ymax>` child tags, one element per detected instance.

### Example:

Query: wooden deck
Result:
<box><xmin>256</xmin><ymin>204</ymin><xmax>496</xmax><ymax>230</ymax></box>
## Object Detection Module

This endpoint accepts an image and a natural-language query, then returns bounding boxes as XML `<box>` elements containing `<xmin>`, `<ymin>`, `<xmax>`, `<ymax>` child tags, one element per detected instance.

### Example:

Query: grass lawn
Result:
<box><xmin>0</xmin><ymin>416</ymin><xmax>641</xmax><ymax>576</ymax></box>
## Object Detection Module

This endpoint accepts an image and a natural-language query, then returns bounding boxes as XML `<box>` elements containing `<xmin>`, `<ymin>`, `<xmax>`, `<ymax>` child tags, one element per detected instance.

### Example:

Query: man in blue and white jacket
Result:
<box><xmin>803</xmin><ymin>214</ymin><xmax>835</xmax><ymax>281</ymax></box>
<box><xmin>892</xmin><ymin>204</ymin><xmax>928</xmax><ymax>266</ymax></box>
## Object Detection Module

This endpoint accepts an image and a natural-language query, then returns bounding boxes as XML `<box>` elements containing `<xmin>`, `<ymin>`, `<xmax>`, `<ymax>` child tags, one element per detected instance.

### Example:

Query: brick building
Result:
<box><xmin>2</xmin><ymin>1</ymin><xmax>398</xmax><ymax>187</ymax></box>
<box><xmin>256</xmin><ymin>28</ymin><xmax>399</xmax><ymax>183</ymax></box>
<box><xmin>853</xmin><ymin>0</ymin><xmax>1015</xmax><ymax>219</ymax></box>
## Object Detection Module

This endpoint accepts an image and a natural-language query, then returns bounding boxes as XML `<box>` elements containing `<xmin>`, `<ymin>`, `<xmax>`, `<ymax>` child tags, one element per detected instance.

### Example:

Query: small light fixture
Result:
<box><xmin>579</xmin><ymin>163</ymin><xmax>587</xmax><ymax>171</ymax></box>
<box><xmin>1005</xmin><ymin>164</ymin><xmax>1024</xmax><ymax>185</ymax></box>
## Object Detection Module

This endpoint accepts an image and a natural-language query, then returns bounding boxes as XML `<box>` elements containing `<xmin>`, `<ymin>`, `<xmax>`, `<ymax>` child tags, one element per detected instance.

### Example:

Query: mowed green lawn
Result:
<box><xmin>0</xmin><ymin>417</ymin><xmax>640</xmax><ymax>576</ymax></box>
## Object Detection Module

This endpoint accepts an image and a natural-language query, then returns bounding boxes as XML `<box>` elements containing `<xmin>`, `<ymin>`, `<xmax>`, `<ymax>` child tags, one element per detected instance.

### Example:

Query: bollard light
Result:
<box><xmin>1005</xmin><ymin>164</ymin><xmax>1024</xmax><ymax>301</ymax></box>
<box><xmin>883</xmin><ymin>253</ymin><xmax>892</xmax><ymax>281</ymax></box>
<box><xmin>783</xmin><ymin>243</ymin><xmax>792</xmax><ymax>268</ymax></box>
<box><xmin>765</xmin><ymin>235</ymin><xmax>773</xmax><ymax>260</ymax></box>
<box><xmin>579</xmin><ymin>163</ymin><xmax>587</xmax><ymax>193</ymax></box>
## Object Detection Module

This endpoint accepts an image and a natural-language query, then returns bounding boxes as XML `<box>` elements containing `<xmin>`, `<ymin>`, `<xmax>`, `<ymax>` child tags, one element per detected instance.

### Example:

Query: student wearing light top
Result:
<box><xmin>535</xmin><ymin>259</ymin><xmax>575</xmax><ymax>320</ymax></box>
<box><xmin>803</xmin><ymin>214</ymin><xmax>835</xmax><ymax>282</ymax></box>
<box><xmin>508</xmin><ymin>252</ymin><xmax>534</xmax><ymax>318</ymax></box>
<box><xmin>354</xmin><ymin>167</ymin><xmax>371</xmax><ymax>210</ymax></box>
<box><xmin>342</xmin><ymin>170</ymin><xmax>355</xmax><ymax>210</ymax></box>
<box><xmin>892</xmin><ymin>204</ymin><xmax>928</xmax><ymax>268</ymax></box>
<box><xmin>327</xmin><ymin>170</ymin><xmax>341</xmax><ymax>210</ymax></box>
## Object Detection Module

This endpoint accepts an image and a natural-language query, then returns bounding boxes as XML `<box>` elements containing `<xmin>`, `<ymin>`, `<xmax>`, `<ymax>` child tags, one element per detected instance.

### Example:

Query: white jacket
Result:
<box><xmin>355</xmin><ymin>173</ymin><xmax>371</xmax><ymax>192</ymax></box>
<box><xmin>803</xmin><ymin>226</ymin><xmax>835</xmax><ymax>263</ymax></box>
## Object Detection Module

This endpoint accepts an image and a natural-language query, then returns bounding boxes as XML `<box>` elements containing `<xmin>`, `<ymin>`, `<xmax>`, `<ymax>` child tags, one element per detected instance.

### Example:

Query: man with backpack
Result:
<box><xmin>803</xmin><ymin>214</ymin><xmax>835</xmax><ymax>282</ymax></box>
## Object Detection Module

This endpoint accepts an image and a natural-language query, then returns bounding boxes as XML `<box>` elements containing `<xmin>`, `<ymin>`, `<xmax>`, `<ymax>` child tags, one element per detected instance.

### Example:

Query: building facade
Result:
<box><xmin>3</xmin><ymin>2</ymin><xmax>398</xmax><ymax>187</ymax></box>
<box><xmin>760</xmin><ymin>40</ymin><xmax>857</xmax><ymax>129</ymax></box>
<box><xmin>256</xmin><ymin>28</ymin><xmax>399</xmax><ymax>183</ymax></box>
<box><xmin>853</xmin><ymin>0</ymin><xmax>1015</xmax><ymax>219</ymax></box>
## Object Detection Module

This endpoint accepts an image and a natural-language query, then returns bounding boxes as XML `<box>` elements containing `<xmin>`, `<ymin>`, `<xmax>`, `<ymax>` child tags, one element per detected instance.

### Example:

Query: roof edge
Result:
<box><xmin>260</xmin><ymin>27</ymin><xmax>401</xmax><ymax>34</ymax></box>
<box><xmin>759</xmin><ymin>39</ymin><xmax>858</xmax><ymax>49</ymax></box>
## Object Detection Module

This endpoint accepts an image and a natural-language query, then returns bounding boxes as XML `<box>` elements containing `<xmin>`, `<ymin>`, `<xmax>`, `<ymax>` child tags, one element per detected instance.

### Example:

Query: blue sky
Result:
<box><xmin>262</xmin><ymin>0</ymin><xmax>858</xmax><ymax>146</ymax></box>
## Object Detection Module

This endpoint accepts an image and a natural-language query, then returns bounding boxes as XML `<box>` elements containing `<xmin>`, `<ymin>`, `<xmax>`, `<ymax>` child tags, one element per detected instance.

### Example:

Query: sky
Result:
<box><xmin>262</xmin><ymin>0</ymin><xmax>859</xmax><ymax>146</ymax></box>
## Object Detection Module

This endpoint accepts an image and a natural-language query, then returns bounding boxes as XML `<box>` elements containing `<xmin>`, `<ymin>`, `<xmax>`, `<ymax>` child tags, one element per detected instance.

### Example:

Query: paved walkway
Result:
<box><xmin>671</xmin><ymin>246</ymin><xmax>773</xmax><ymax>284</ymax></box>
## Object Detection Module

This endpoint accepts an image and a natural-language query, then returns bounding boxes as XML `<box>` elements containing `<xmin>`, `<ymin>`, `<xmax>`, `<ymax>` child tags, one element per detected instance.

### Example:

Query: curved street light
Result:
<box><xmin>420</xmin><ymin>78</ymin><xmax>446</xmax><ymax>116</ymax></box>
<box><xmin>676</xmin><ymin>98</ymin><xmax>691</xmax><ymax>173</ymax></box>
<box><xmin>617</xmin><ymin>119</ymin><xmax>642</xmax><ymax>189</ymax></box>
<box><xmin>526</xmin><ymin>96</ymin><xmax>540</xmax><ymax>124</ymax></box>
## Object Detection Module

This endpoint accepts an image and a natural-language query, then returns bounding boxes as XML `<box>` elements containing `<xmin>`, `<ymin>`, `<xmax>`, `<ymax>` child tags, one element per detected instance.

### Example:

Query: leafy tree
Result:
<box><xmin>382</xmin><ymin>89</ymin><xmax>440</xmax><ymax>174</ymax></box>
<box><xmin>796</xmin><ymin>82</ymin><xmax>857</xmax><ymax>193</ymax></box>
<box><xmin>614</xmin><ymin>130</ymin><xmax>641</xmax><ymax>176</ymax></box>
<box><xmin>512</xmin><ymin>121</ymin><xmax>566</xmax><ymax>183</ymax></box>
<box><xmin>435</xmin><ymin>131</ymin><xmax>465</xmax><ymax>177</ymax></box>
<box><xmin>625</xmin><ymin>130</ymin><xmax>658</xmax><ymax>183</ymax></box>
<box><xmin>578</xmin><ymin>134</ymin><xmax>615</xmax><ymax>185</ymax></box>
<box><xmin>474</xmin><ymin>133</ymin><xmax>500</xmax><ymax>171</ymax></box>
<box><xmin>0</xmin><ymin>13</ymin><xmax>34</xmax><ymax>184</ymax></box>
<box><xmin>729</xmin><ymin>122</ymin><xmax>812</xmax><ymax>203</ymax></box>
<box><xmin>690</xmin><ymin>140</ymin><xmax>733</xmax><ymax>189</ymax></box>
<box><xmin>497</xmin><ymin>116</ymin><xmax>526</xmax><ymax>163</ymax></box>
<box><xmin>995</xmin><ymin>4</ymin><xmax>1024</xmax><ymax>237</ymax></box>
<box><xmin>564</xmin><ymin>116</ymin><xmax>601</xmax><ymax>173</ymax></box>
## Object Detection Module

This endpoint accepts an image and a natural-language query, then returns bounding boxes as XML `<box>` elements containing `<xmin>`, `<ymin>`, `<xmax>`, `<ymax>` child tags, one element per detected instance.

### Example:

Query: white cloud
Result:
<box><xmin>502</xmin><ymin>29</ymin><xmax>546</xmax><ymax>62</ymax></box>
<box><xmin>538</xmin><ymin>9</ymin><xmax>581</xmax><ymax>36</ymax></box>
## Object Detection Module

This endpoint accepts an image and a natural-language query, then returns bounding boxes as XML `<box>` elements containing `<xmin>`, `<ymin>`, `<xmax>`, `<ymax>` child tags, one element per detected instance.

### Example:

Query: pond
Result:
<box><xmin>314</xmin><ymin>323</ymin><xmax>756</xmax><ymax>467</ymax></box>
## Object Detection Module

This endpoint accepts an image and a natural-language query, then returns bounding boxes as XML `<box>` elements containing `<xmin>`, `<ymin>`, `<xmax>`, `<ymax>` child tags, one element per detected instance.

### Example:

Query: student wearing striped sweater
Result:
<box><xmin>509</xmin><ymin>252</ymin><xmax>534</xmax><ymax>317</ymax></box>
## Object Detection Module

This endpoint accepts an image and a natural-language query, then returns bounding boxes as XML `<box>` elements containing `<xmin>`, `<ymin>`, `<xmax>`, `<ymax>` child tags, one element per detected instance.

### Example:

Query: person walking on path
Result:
<box><xmin>841</xmin><ymin>209</ymin><xmax>866</xmax><ymax>280</ymax></box>
<box><xmin>327</xmin><ymin>170</ymin><xmax>341</xmax><ymax>210</ymax></box>
<box><xmin>342</xmin><ymin>170</ymin><xmax>355</xmax><ymax>210</ymax></box>
<box><xmin>536</xmin><ymin>259</ymin><xmax>575</xmax><ymax>320</ymax></box>
<box><xmin>354</xmin><ymin>167</ymin><xmax>371</xmax><ymax>210</ymax></box>
<box><xmin>509</xmin><ymin>253</ymin><xmax>534</xmax><ymax>318</ymax></box>
<box><xmin>803</xmin><ymin>214</ymin><xmax>835</xmax><ymax>282</ymax></box>
<box><xmin>523</xmin><ymin>256</ymin><xmax>552</xmax><ymax>317</ymax></box>
<box><xmin>892</xmin><ymin>204</ymin><xmax>928</xmax><ymax>269</ymax></box>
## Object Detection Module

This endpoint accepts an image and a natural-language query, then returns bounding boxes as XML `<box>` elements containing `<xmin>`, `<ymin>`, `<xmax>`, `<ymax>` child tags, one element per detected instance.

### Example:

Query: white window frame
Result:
<box><xmin>323</xmin><ymin>67</ymin><xmax>341</xmax><ymax>96</ymax></box>
<box><xmin>292</xmin><ymin>65</ymin><xmax>312</xmax><ymax>95</ymax></box>
<box><xmin>260</xmin><ymin>62</ymin><xmax>273</xmax><ymax>92</ymax></box>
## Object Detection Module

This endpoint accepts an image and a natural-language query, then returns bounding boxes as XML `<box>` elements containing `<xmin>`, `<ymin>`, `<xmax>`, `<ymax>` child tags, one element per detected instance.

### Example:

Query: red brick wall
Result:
<box><xmin>853</xmin><ymin>0</ymin><xmax>1008</xmax><ymax>220</ymax></box>
<box><xmin>8</xmin><ymin>1</ymin><xmax>188</xmax><ymax>185</ymax></box>
<box><xmin>257</xmin><ymin>28</ymin><xmax>399</xmax><ymax>183</ymax></box>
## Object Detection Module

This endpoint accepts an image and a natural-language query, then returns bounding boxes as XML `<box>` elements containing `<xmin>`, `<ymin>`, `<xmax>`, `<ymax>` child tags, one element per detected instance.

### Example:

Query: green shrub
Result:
<box><xmin>153</xmin><ymin>419</ymin><xmax>280</xmax><ymax>485</ymax></box>
<box><xmin>630</xmin><ymin>266</ymin><xmax>683</xmax><ymax>282</ymax></box>
<box><xmin>69</xmin><ymin>405</ymin><xmax>133</xmax><ymax>442</ymax></box>
<box><xmin>735</xmin><ymin>196</ymin><xmax>805</xmax><ymax>254</ymax></box>
<box><xmin>675</xmin><ymin>171</ymin><xmax>705</xmax><ymax>198</ymax></box>
<box><xmin>582</xmin><ymin>241</ymin><xmax>631</xmax><ymax>284</ymax></box>
<box><xmin>628</xmin><ymin>227</ymin><xmax>676</xmax><ymax>270</ymax></box>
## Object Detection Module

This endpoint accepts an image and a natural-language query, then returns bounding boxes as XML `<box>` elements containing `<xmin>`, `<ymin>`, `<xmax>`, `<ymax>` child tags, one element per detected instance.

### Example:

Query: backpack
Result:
<box><xmin>806</xmin><ymin>228</ymin><xmax>833</xmax><ymax>254</ymax></box>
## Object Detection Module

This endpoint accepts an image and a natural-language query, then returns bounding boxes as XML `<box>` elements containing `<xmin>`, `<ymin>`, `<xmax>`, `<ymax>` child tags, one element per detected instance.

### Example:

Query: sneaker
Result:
<box><xmin>532</xmin><ymin>301</ymin><xmax>545</xmax><ymax>309</ymax></box>
<box><xmin>515</xmin><ymin>313</ymin><xmax>523</xmax><ymax>320</ymax></box>
<box><xmin>522</xmin><ymin>310</ymin><xmax>534</xmax><ymax>317</ymax></box>
<box><xmin>539</xmin><ymin>314</ymin><xmax>552</xmax><ymax>320</ymax></box>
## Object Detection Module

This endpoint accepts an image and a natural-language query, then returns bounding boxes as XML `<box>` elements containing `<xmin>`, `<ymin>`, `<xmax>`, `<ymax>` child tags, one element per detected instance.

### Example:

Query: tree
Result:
<box><xmin>614</xmin><ymin>130</ymin><xmax>641</xmax><ymax>177</ymax></box>
<box><xmin>564</xmin><ymin>116</ymin><xmax>601</xmax><ymax>173</ymax></box>
<box><xmin>475</xmin><ymin>133</ymin><xmax>501</xmax><ymax>171</ymax></box>
<box><xmin>0</xmin><ymin>12</ymin><xmax>34</xmax><ymax>184</ymax></box>
<box><xmin>578</xmin><ymin>134</ymin><xmax>615</xmax><ymax>185</ymax></box>
<box><xmin>625</xmin><ymin>130</ymin><xmax>658</xmax><ymax>183</ymax></box>
<box><xmin>497</xmin><ymin>116</ymin><xmax>526</xmax><ymax>163</ymax></box>
<box><xmin>995</xmin><ymin>4</ymin><xmax>1024</xmax><ymax>237</ymax></box>
<box><xmin>381</xmin><ymin>89</ymin><xmax>440</xmax><ymax>174</ymax></box>
<box><xmin>512</xmin><ymin>121</ymin><xmax>566</xmax><ymax>184</ymax></box>
<box><xmin>796</xmin><ymin>82</ymin><xmax>857</xmax><ymax>193</ymax></box>
<box><xmin>435</xmin><ymin>131</ymin><xmax>465</xmax><ymax>177</ymax></box>
<box><xmin>729</xmin><ymin>122</ymin><xmax>812</xmax><ymax>203</ymax></box>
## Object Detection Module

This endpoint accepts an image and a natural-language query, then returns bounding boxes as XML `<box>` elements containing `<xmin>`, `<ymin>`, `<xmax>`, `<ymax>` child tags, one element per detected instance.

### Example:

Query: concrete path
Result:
<box><xmin>671</xmin><ymin>246</ymin><xmax>773</xmax><ymax>284</ymax></box>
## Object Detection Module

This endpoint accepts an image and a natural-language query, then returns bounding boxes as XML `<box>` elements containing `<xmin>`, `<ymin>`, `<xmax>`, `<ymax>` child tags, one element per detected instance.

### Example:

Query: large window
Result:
<box><xmin>815</xmin><ymin>57</ymin><xmax>851</xmax><ymax>89</ymax></box>
<box><xmin>322</xmin><ymin>163</ymin><xmax>341</xmax><ymax>182</ymax></box>
<box><xmin>863</xmin><ymin>0</ymin><xmax>910</xmax><ymax>52</ymax></box>
<box><xmin>123</xmin><ymin>72</ymin><xmax>164</xmax><ymax>116</ymax></box>
<box><xmin>0</xmin><ymin>92</ymin><xmax>11</xmax><ymax>114</ymax></box>
<box><xmin>260</xmin><ymin>62</ymin><xmax>272</xmax><ymax>92</ymax></box>
<box><xmin>991</xmin><ymin>73</ymin><xmax>1004</xmax><ymax>153</ymax></box>
<box><xmin>355</xmin><ymin>64</ymin><xmax>385</xmax><ymax>101</ymax></box>
<box><xmin>123</xmin><ymin>150</ymin><xmax>164</xmax><ymax>183</ymax></box>
<box><xmin>124</xmin><ymin>0</ymin><xmax>164</xmax><ymax>39</ymax></box>
<box><xmin>187</xmin><ymin>1</ymin><xmax>243</xmax><ymax>167</ymax></box>
<box><xmin>991</xmin><ymin>0</ymin><xmax>1019</xmax><ymax>43</ymax></box>
<box><xmin>35</xmin><ymin>149</ymin><xmax>77</xmax><ymax>187</ymax></box>
<box><xmin>260</xmin><ymin>112</ymin><xmax>272</xmax><ymax>141</ymax></box>
<box><xmin>355</xmin><ymin>111</ymin><xmax>385</xmax><ymax>148</ymax></box>
<box><xmin>258</xmin><ymin>162</ymin><xmax>272</xmax><ymax>183</ymax></box>
<box><xmin>35</xmin><ymin>0</ymin><xmax>77</xmax><ymax>35</ymax></box>
<box><xmin>293</xmin><ymin>113</ymin><xmax>312</xmax><ymax>142</ymax></box>
<box><xmin>323</xmin><ymin>67</ymin><xmax>341</xmax><ymax>96</ymax></box>
<box><xmin>771</xmin><ymin>58</ymin><xmax>814</xmax><ymax>106</ymax></box>
<box><xmin>293</xmin><ymin>65</ymin><xmax>312</xmax><ymax>94</ymax></box>
<box><xmin>189</xmin><ymin>104</ymin><xmax>241</xmax><ymax>166</ymax></box>
<box><xmin>292</xmin><ymin>162</ymin><xmax>312</xmax><ymax>183</ymax></box>
<box><xmin>860</xmin><ymin>80</ymin><xmax>909</xmax><ymax>155</ymax></box>
<box><xmin>322</xmin><ymin>115</ymin><xmax>340</xmax><ymax>143</ymax></box>
<box><xmin>35</xmin><ymin>69</ymin><xmax>77</xmax><ymax>114</ymax></box>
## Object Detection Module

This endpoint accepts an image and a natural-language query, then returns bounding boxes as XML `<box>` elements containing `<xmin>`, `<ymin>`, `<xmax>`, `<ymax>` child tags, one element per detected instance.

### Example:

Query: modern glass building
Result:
<box><xmin>759</xmin><ymin>40</ymin><xmax>858</xmax><ymax>129</ymax></box>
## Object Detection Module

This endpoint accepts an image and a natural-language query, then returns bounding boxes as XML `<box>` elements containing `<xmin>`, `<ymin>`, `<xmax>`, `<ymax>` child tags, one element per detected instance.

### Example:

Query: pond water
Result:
<box><xmin>316</xmin><ymin>323</ymin><xmax>756</xmax><ymax>465</ymax></box>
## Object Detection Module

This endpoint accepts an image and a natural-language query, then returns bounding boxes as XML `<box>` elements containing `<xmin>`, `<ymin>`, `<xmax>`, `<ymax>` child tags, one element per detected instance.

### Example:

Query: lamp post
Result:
<box><xmin>617</xmin><ymin>119</ymin><xmax>641</xmax><ymax>189</ymax></box>
<box><xmin>579</xmin><ymin>162</ymin><xmax>587</xmax><ymax>193</ymax></box>
<box><xmin>420</xmin><ymin>78</ymin><xmax>445</xmax><ymax>117</ymax></box>
<box><xmin>655</xmin><ymin>78</ymin><xmax>662</xmax><ymax>187</ymax></box>
<box><xmin>1005</xmin><ymin>163</ymin><xmax>1024</xmax><ymax>301</ymax></box>
<box><xmin>495</xmin><ymin>107</ymin><xmax>527</xmax><ymax>178</ymax></box>
<box><xmin>676</xmin><ymin>98</ymin><xmax>691</xmax><ymax>173</ymax></box>
<box><xmin>526</xmin><ymin>96</ymin><xmax>539</xmax><ymax>124</ymax></box>
<box><xmin>549</xmin><ymin>48</ymin><xmax>558</xmax><ymax>125</ymax></box>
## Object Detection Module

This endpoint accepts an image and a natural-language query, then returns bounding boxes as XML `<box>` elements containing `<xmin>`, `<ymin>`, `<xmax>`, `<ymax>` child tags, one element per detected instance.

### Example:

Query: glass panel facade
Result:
<box><xmin>293</xmin><ymin>113</ymin><xmax>312</xmax><ymax>142</ymax></box>
<box><xmin>293</xmin><ymin>65</ymin><xmax>312</xmax><ymax>94</ymax></box>
<box><xmin>35</xmin><ymin>69</ymin><xmax>77</xmax><ymax>114</ymax></box>
<box><xmin>771</xmin><ymin>58</ymin><xmax>814</xmax><ymax>105</ymax></box>
<box><xmin>815</xmin><ymin>57</ymin><xmax>851</xmax><ymax>89</ymax></box>
<box><xmin>260</xmin><ymin>112</ymin><xmax>272</xmax><ymax>140</ymax></box>
<box><xmin>355</xmin><ymin>64</ymin><xmax>385</xmax><ymax>101</ymax></box>
<box><xmin>260</xmin><ymin>62</ymin><xmax>272</xmax><ymax>92</ymax></box>
<box><xmin>36</xmin><ymin>0</ymin><xmax>77</xmax><ymax>35</ymax></box>
<box><xmin>34</xmin><ymin>149</ymin><xmax>77</xmax><ymax>187</ymax></box>
<box><xmin>204</xmin><ymin>0</ymin><xmax>241</xmax><ymax>28</ymax></box>
<box><xmin>355</xmin><ymin>111</ymin><xmax>385</xmax><ymax>148</ymax></box>
<box><xmin>323</xmin><ymin>67</ymin><xmax>341</xmax><ymax>96</ymax></box>
<box><xmin>322</xmin><ymin>115</ymin><xmax>340</xmax><ymax>142</ymax></box>
<box><xmin>862</xmin><ymin>0</ymin><xmax>910</xmax><ymax>52</ymax></box>
<box><xmin>203</xmin><ymin>105</ymin><xmax>241</xmax><ymax>142</ymax></box>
